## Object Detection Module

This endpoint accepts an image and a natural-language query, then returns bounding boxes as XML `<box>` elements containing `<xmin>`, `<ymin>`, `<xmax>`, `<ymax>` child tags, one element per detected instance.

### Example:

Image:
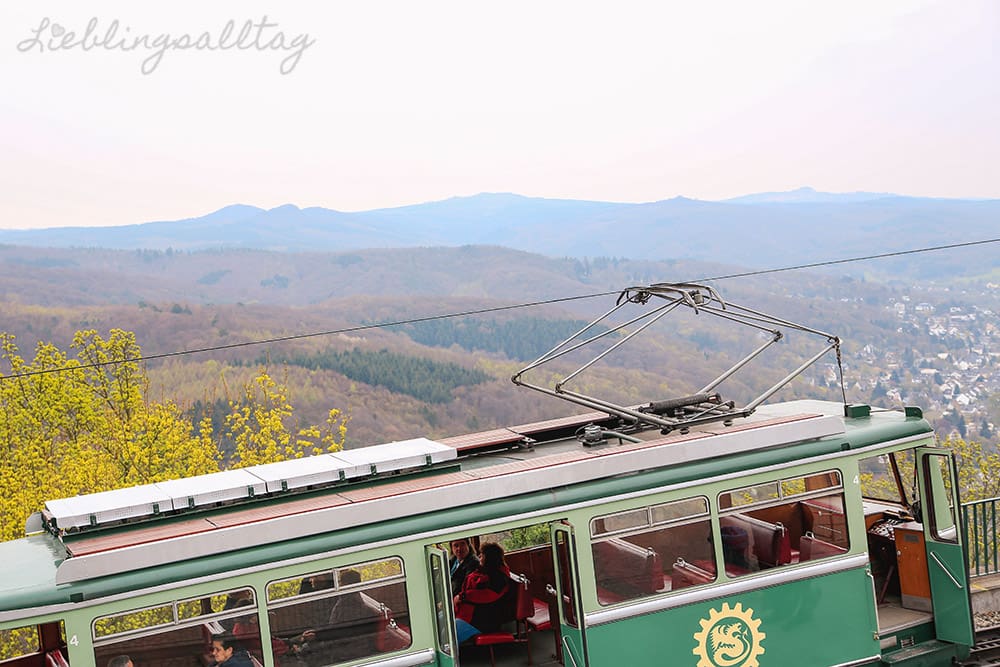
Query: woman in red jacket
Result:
<box><xmin>453</xmin><ymin>542</ymin><xmax>511</xmax><ymax>643</ymax></box>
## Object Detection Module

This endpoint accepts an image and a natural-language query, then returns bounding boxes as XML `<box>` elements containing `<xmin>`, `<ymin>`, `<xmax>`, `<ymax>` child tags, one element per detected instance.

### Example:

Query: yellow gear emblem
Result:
<box><xmin>692</xmin><ymin>602</ymin><xmax>765</xmax><ymax>667</ymax></box>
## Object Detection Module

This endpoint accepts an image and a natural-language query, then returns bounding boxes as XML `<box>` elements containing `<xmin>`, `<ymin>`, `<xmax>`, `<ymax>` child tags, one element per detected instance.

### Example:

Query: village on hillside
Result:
<box><xmin>826</xmin><ymin>282</ymin><xmax>1000</xmax><ymax>443</ymax></box>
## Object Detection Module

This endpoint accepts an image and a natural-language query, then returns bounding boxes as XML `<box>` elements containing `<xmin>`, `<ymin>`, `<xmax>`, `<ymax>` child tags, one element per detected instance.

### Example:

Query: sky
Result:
<box><xmin>1</xmin><ymin>1</ymin><xmax>998</xmax><ymax>230</ymax></box>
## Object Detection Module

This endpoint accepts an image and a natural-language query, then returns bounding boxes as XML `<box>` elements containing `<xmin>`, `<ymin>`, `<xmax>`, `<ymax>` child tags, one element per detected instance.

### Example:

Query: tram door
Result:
<box><xmin>427</xmin><ymin>546</ymin><xmax>459</xmax><ymax>667</ymax></box>
<box><xmin>550</xmin><ymin>522</ymin><xmax>589</xmax><ymax>667</ymax></box>
<box><xmin>915</xmin><ymin>448</ymin><xmax>975</xmax><ymax>647</ymax></box>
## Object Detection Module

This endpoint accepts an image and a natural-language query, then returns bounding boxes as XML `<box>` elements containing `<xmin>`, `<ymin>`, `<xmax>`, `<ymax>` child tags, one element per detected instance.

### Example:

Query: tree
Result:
<box><xmin>870</xmin><ymin>381</ymin><xmax>888</xmax><ymax>403</ymax></box>
<box><xmin>224</xmin><ymin>368</ymin><xmax>348</xmax><ymax>468</ymax></box>
<box><xmin>980</xmin><ymin>418</ymin><xmax>993</xmax><ymax>441</ymax></box>
<box><xmin>0</xmin><ymin>330</ymin><xmax>219</xmax><ymax>542</ymax></box>
<box><xmin>0</xmin><ymin>331</ymin><xmax>349</xmax><ymax>543</ymax></box>
<box><xmin>946</xmin><ymin>436</ymin><xmax>1000</xmax><ymax>503</ymax></box>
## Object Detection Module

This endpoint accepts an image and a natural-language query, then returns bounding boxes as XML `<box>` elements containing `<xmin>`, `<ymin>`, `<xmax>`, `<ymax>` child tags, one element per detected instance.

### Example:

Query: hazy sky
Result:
<box><xmin>2</xmin><ymin>1</ymin><xmax>997</xmax><ymax>229</ymax></box>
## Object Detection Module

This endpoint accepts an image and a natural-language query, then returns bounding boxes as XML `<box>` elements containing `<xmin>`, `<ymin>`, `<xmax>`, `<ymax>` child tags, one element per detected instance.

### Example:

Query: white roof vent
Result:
<box><xmin>333</xmin><ymin>438</ymin><xmax>456</xmax><ymax>475</ymax></box>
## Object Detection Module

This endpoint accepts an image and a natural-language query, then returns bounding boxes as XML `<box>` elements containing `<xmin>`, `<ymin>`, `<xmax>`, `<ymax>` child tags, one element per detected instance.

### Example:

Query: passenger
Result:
<box><xmin>328</xmin><ymin>569</ymin><xmax>372</xmax><ymax>626</ymax></box>
<box><xmin>299</xmin><ymin>571</ymin><xmax>335</xmax><ymax>595</ymax></box>
<box><xmin>231</xmin><ymin>602</ymin><xmax>315</xmax><ymax>658</ymax></box>
<box><xmin>223</xmin><ymin>589</ymin><xmax>253</xmax><ymax>610</ymax></box>
<box><xmin>453</xmin><ymin>542</ymin><xmax>512</xmax><ymax>643</ymax></box>
<box><xmin>296</xmin><ymin>571</ymin><xmax>338</xmax><ymax>635</ymax></box>
<box><xmin>107</xmin><ymin>656</ymin><xmax>133</xmax><ymax>667</ymax></box>
<box><xmin>325</xmin><ymin>569</ymin><xmax>380</xmax><ymax>662</ymax></box>
<box><xmin>721</xmin><ymin>526</ymin><xmax>751</xmax><ymax>570</ymax></box>
<box><xmin>210</xmin><ymin>637</ymin><xmax>255</xmax><ymax>667</ymax></box>
<box><xmin>449</xmin><ymin>538</ymin><xmax>480</xmax><ymax>594</ymax></box>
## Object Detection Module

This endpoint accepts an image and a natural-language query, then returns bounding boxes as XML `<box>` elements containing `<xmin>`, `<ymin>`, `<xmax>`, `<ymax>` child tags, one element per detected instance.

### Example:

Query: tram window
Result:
<box><xmin>478</xmin><ymin>524</ymin><xmax>552</xmax><ymax>550</ymax></box>
<box><xmin>722</xmin><ymin>482</ymin><xmax>779</xmax><ymax>508</ymax></box>
<box><xmin>266</xmin><ymin>556</ymin><xmax>411</xmax><ymax>665</ymax></box>
<box><xmin>719</xmin><ymin>470</ymin><xmax>849</xmax><ymax>578</ymax></box>
<box><xmin>591</xmin><ymin>508</ymin><xmax>649</xmax><ymax>536</ymax></box>
<box><xmin>179</xmin><ymin>589</ymin><xmax>254</xmax><ymax>619</ymax></box>
<box><xmin>651</xmin><ymin>497</ymin><xmax>708</xmax><ymax>523</ymax></box>
<box><xmin>924</xmin><ymin>454</ymin><xmax>959</xmax><ymax>543</ymax></box>
<box><xmin>859</xmin><ymin>451</ymin><xmax>915</xmax><ymax>505</ymax></box>
<box><xmin>1</xmin><ymin>622</ymin><xmax>69</xmax><ymax>666</ymax></box>
<box><xmin>93</xmin><ymin>603</ymin><xmax>175</xmax><ymax>639</ymax></box>
<box><xmin>0</xmin><ymin>624</ymin><xmax>41</xmax><ymax>660</ymax></box>
<box><xmin>94</xmin><ymin>588</ymin><xmax>256</xmax><ymax>639</ymax></box>
<box><xmin>429</xmin><ymin>554</ymin><xmax>454</xmax><ymax>656</ymax></box>
<box><xmin>590</xmin><ymin>496</ymin><xmax>715</xmax><ymax>605</ymax></box>
<box><xmin>92</xmin><ymin>587</ymin><xmax>262</xmax><ymax>667</ymax></box>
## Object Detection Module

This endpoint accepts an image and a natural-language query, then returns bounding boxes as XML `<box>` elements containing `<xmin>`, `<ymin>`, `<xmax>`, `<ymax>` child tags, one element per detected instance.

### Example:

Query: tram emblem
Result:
<box><xmin>692</xmin><ymin>602</ymin><xmax>766</xmax><ymax>667</ymax></box>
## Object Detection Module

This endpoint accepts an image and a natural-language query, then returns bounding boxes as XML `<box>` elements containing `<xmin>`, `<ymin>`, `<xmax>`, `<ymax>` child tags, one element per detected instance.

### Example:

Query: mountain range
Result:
<box><xmin>1</xmin><ymin>187</ymin><xmax>997</xmax><ymax>447</ymax></box>
<box><xmin>1</xmin><ymin>188</ymin><xmax>997</xmax><ymax>279</ymax></box>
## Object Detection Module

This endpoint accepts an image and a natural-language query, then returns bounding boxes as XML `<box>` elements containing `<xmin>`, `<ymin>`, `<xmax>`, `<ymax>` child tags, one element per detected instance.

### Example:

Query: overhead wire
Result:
<box><xmin>2</xmin><ymin>236</ymin><xmax>998</xmax><ymax>381</ymax></box>
<box><xmin>695</xmin><ymin>237</ymin><xmax>1000</xmax><ymax>281</ymax></box>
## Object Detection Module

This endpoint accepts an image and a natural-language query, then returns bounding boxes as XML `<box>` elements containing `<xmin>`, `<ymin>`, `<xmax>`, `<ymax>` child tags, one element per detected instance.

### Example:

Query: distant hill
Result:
<box><xmin>723</xmin><ymin>186</ymin><xmax>899</xmax><ymax>203</ymax></box>
<box><xmin>0</xmin><ymin>245</ymin><xmax>628</xmax><ymax>308</ymax></box>
<box><xmin>2</xmin><ymin>189</ymin><xmax>997</xmax><ymax>279</ymax></box>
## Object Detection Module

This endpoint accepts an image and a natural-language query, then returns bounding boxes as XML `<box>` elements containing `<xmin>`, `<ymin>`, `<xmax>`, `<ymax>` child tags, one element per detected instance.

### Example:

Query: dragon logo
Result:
<box><xmin>693</xmin><ymin>602</ymin><xmax>765</xmax><ymax>667</ymax></box>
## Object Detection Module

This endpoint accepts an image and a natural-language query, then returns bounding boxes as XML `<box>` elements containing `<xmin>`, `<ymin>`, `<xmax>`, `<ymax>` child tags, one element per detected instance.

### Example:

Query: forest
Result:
<box><xmin>269</xmin><ymin>347</ymin><xmax>492</xmax><ymax>404</ymax></box>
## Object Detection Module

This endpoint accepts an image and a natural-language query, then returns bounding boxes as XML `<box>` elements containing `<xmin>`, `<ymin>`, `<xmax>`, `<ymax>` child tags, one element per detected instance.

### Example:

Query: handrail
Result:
<box><xmin>929</xmin><ymin>551</ymin><xmax>964</xmax><ymax>589</ymax></box>
<box><xmin>962</xmin><ymin>496</ymin><xmax>1000</xmax><ymax>577</ymax></box>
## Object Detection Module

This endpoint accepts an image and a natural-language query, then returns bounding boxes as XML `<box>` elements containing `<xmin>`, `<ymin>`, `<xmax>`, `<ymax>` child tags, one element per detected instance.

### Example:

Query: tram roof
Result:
<box><xmin>0</xmin><ymin>399</ymin><xmax>932</xmax><ymax>620</ymax></box>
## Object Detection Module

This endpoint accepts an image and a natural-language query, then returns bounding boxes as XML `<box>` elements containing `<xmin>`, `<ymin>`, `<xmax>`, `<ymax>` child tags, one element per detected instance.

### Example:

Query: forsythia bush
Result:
<box><xmin>0</xmin><ymin>329</ymin><xmax>347</xmax><ymax>542</ymax></box>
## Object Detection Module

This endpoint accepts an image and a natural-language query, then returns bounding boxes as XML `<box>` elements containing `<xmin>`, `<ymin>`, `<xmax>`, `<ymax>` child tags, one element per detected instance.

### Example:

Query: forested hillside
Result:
<box><xmin>2</xmin><ymin>241</ymin><xmax>999</xmax><ymax>550</ymax></box>
<box><xmin>2</xmin><ymin>244</ymin><xmax>998</xmax><ymax>449</ymax></box>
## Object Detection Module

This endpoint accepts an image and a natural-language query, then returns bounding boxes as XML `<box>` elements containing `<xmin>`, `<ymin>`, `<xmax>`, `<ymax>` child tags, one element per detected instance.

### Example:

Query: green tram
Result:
<box><xmin>0</xmin><ymin>285</ymin><xmax>977</xmax><ymax>667</ymax></box>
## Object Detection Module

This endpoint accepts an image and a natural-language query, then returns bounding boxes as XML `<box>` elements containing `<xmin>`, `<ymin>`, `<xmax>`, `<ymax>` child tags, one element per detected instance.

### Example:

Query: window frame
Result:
<box><xmin>92</xmin><ymin>586</ymin><xmax>256</xmax><ymax>645</ymax></box>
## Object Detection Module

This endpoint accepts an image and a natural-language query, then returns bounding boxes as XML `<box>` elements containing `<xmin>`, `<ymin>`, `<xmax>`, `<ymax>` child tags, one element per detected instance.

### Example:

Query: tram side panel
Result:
<box><xmin>566</xmin><ymin>451</ymin><xmax>973</xmax><ymax>667</ymax></box>
<box><xmin>575</xmin><ymin>465</ymin><xmax>880</xmax><ymax>666</ymax></box>
<box><xmin>585</xmin><ymin>565</ymin><xmax>879</xmax><ymax>667</ymax></box>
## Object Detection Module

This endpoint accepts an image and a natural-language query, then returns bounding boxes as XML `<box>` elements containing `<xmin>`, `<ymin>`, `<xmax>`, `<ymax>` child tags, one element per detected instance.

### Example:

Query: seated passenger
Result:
<box><xmin>323</xmin><ymin>569</ymin><xmax>381</xmax><ymax>663</ymax></box>
<box><xmin>210</xmin><ymin>636</ymin><xmax>255</xmax><ymax>667</ymax></box>
<box><xmin>231</xmin><ymin>602</ymin><xmax>314</xmax><ymax>659</ymax></box>
<box><xmin>453</xmin><ymin>542</ymin><xmax>512</xmax><ymax>643</ymax></box>
<box><xmin>221</xmin><ymin>590</ymin><xmax>254</xmax><ymax>631</ymax></box>
<box><xmin>299</xmin><ymin>572</ymin><xmax>334</xmax><ymax>595</ymax></box>
<box><xmin>721</xmin><ymin>526</ymin><xmax>752</xmax><ymax>571</ymax></box>
<box><xmin>328</xmin><ymin>570</ymin><xmax>372</xmax><ymax>627</ymax></box>
<box><xmin>449</xmin><ymin>538</ymin><xmax>480</xmax><ymax>594</ymax></box>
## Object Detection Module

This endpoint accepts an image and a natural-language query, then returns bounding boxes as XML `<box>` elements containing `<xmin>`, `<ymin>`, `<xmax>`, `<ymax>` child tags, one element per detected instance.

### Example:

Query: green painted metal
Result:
<box><xmin>0</xmin><ymin>535</ymin><xmax>65</xmax><ymax>605</ymax></box>
<box><xmin>0</xmin><ymin>408</ymin><xmax>933</xmax><ymax>615</ymax></box>
<box><xmin>962</xmin><ymin>496</ymin><xmax>1000</xmax><ymax>577</ymax></box>
<box><xmin>585</xmin><ymin>566</ymin><xmax>879</xmax><ymax>667</ymax></box>
<box><xmin>550</xmin><ymin>522</ymin><xmax>588</xmax><ymax>667</ymax></box>
<box><xmin>426</xmin><ymin>547</ymin><xmax>456</xmax><ymax>667</ymax></box>
<box><xmin>880</xmin><ymin>640</ymin><xmax>958</xmax><ymax>666</ymax></box>
<box><xmin>3</xmin><ymin>404</ymin><xmax>973</xmax><ymax>667</ymax></box>
<box><xmin>917</xmin><ymin>448</ymin><xmax>975</xmax><ymax>647</ymax></box>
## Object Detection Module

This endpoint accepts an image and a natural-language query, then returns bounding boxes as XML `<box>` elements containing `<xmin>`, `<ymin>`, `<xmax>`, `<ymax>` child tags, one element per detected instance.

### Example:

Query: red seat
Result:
<box><xmin>671</xmin><ymin>558</ymin><xmax>715</xmax><ymax>590</ymax></box>
<box><xmin>799</xmin><ymin>532</ymin><xmax>848</xmax><ymax>561</ymax></box>
<box><xmin>720</xmin><ymin>514</ymin><xmax>792</xmax><ymax>569</ymax></box>
<box><xmin>474</xmin><ymin>631</ymin><xmax>517</xmax><ymax>645</ymax></box>
<box><xmin>592</xmin><ymin>538</ymin><xmax>663</xmax><ymax>603</ymax></box>
<box><xmin>376</xmin><ymin>616</ymin><xmax>411</xmax><ymax>653</ymax></box>
<box><xmin>46</xmin><ymin>650</ymin><xmax>69</xmax><ymax>667</ymax></box>
<box><xmin>471</xmin><ymin>573</ymin><xmax>534</xmax><ymax>666</ymax></box>
<box><xmin>528</xmin><ymin>598</ymin><xmax>550</xmax><ymax>631</ymax></box>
